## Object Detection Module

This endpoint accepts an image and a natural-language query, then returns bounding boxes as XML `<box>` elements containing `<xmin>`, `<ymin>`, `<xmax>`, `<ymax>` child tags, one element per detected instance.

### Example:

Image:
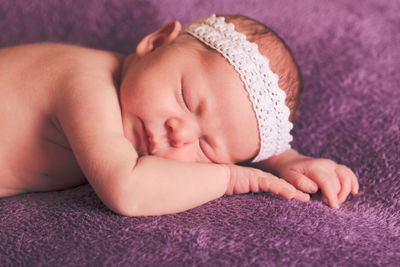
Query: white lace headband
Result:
<box><xmin>185</xmin><ymin>14</ymin><xmax>293</xmax><ymax>162</ymax></box>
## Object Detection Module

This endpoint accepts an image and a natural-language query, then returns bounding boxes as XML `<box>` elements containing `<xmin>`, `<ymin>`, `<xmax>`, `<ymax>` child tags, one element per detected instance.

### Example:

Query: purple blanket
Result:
<box><xmin>1</xmin><ymin>0</ymin><xmax>399</xmax><ymax>265</ymax></box>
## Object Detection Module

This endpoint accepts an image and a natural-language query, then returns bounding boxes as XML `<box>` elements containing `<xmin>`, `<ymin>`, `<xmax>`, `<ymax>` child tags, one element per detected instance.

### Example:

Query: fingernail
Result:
<box><xmin>310</xmin><ymin>185</ymin><xmax>318</xmax><ymax>192</ymax></box>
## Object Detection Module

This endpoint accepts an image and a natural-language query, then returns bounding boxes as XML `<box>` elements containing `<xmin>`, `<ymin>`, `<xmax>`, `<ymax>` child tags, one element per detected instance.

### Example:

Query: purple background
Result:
<box><xmin>1</xmin><ymin>0</ymin><xmax>399</xmax><ymax>265</ymax></box>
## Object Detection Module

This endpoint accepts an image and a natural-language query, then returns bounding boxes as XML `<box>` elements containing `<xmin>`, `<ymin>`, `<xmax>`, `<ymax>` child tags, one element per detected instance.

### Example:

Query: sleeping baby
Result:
<box><xmin>0</xmin><ymin>14</ymin><xmax>358</xmax><ymax>216</ymax></box>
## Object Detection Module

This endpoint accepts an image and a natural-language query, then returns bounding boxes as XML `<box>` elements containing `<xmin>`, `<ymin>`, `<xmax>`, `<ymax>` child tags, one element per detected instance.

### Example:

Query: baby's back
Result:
<box><xmin>0</xmin><ymin>43</ymin><xmax>123</xmax><ymax>196</ymax></box>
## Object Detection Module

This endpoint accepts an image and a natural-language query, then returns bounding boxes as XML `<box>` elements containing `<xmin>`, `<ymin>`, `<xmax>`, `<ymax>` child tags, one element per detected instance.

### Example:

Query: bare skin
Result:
<box><xmin>0</xmin><ymin>43</ymin><xmax>124</xmax><ymax>196</ymax></box>
<box><xmin>0</xmin><ymin>19</ymin><xmax>358</xmax><ymax>216</ymax></box>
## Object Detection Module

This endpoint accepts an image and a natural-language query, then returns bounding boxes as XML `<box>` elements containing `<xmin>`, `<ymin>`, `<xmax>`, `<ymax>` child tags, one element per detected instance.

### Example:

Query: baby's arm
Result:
<box><xmin>103</xmin><ymin>156</ymin><xmax>308</xmax><ymax>216</ymax></box>
<box><xmin>56</xmin><ymin>76</ymin><xmax>306</xmax><ymax>216</ymax></box>
<box><xmin>252</xmin><ymin>149</ymin><xmax>359</xmax><ymax>208</ymax></box>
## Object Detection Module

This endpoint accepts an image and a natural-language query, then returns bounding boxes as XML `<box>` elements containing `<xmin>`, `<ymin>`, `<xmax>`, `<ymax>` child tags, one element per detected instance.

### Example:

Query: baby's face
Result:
<box><xmin>119</xmin><ymin>35</ymin><xmax>259</xmax><ymax>163</ymax></box>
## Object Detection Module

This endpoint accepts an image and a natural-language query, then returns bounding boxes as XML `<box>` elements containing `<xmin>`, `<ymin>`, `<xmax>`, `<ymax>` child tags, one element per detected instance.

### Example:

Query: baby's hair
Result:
<box><xmin>217</xmin><ymin>14</ymin><xmax>303</xmax><ymax>122</ymax></box>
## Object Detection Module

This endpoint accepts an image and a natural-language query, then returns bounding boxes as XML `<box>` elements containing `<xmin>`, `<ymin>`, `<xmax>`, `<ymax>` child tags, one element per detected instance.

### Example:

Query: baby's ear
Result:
<box><xmin>136</xmin><ymin>21</ymin><xmax>182</xmax><ymax>56</ymax></box>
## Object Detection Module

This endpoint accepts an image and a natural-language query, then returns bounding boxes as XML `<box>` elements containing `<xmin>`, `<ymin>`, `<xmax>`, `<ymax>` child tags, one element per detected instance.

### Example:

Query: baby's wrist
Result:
<box><xmin>222</xmin><ymin>164</ymin><xmax>236</xmax><ymax>195</ymax></box>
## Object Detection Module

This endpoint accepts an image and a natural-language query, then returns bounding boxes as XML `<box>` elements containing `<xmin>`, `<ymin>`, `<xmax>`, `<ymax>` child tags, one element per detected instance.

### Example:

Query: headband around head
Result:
<box><xmin>184</xmin><ymin>14</ymin><xmax>293</xmax><ymax>162</ymax></box>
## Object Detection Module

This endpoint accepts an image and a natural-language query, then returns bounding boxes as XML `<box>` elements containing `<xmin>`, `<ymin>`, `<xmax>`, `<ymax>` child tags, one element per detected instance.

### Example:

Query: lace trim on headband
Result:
<box><xmin>185</xmin><ymin>14</ymin><xmax>293</xmax><ymax>162</ymax></box>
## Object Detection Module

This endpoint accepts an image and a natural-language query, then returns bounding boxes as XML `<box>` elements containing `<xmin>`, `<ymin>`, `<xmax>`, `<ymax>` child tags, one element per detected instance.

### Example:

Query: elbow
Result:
<box><xmin>107</xmin><ymin>198</ymin><xmax>141</xmax><ymax>217</ymax></box>
<box><xmin>111</xmin><ymin>202</ymin><xmax>163</xmax><ymax>217</ymax></box>
<box><xmin>105</xmin><ymin>189</ymin><xmax>144</xmax><ymax>217</ymax></box>
<box><xmin>107</xmin><ymin>192</ymin><xmax>173</xmax><ymax>217</ymax></box>
<box><xmin>103</xmin><ymin>183</ymin><xmax>153</xmax><ymax>217</ymax></box>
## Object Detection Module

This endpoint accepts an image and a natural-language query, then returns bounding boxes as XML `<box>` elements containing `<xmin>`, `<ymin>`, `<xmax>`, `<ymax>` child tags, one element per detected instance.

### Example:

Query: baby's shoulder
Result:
<box><xmin>1</xmin><ymin>43</ymin><xmax>124</xmax><ymax>80</ymax></box>
<box><xmin>46</xmin><ymin>44</ymin><xmax>125</xmax><ymax>120</ymax></box>
<box><xmin>47</xmin><ymin>44</ymin><xmax>125</xmax><ymax>87</ymax></box>
<box><xmin>52</xmin><ymin>43</ymin><xmax>124</xmax><ymax>72</ymax></box>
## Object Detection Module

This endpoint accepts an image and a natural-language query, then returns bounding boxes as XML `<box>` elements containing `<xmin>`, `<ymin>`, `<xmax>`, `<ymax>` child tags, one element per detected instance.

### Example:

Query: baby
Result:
<box><xmin>0</xmin><ymin>14</ymin><xmax>358</xmax><ymax>216</ymax></box>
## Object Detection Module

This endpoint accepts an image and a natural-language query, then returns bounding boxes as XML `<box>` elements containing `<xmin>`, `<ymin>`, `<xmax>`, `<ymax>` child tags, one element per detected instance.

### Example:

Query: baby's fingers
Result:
<box><xmin>336</xmin><ymin>165</ymin><xmax>354</xmax><ymax>204</ymax></box>
<box><xmin>307</xmin><ymin>170</ymin><xmax>340</xmax><ymax>208</ymax></box>
<box><xmin>258</xmin><ymin>174</ymin><xmax>309</xmax><ymax>202</ymax></box>
<box><xmin>322</xmin><ymin>188</ymin><xmax>340</xmax><ymax>209</ymax></box>
<box><xmin>282</xmin><ymin>170</ymin><xmax>319</xmax><ymax>194</ymax></box>
<box><xmin>348</xmin><ymin>167</ymin><xmax>359</xmax><ymax>195</ymax></box>
<box><xmin>351</xmin><ymin>173</ymin><xmax>359</xmax><ymax>195</ymax></box>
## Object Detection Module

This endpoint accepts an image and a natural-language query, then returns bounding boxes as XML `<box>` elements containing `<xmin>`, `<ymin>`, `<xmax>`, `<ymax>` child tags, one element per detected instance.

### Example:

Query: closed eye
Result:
<box><xmin>181</xmin><ymin>76</ymin><xmax>197</xmax><ymax>112</ymax></box>
<box><xmin>179</xmin><ymin>85</ymin><xmax>190</xmax><ymax>112</ymax></box>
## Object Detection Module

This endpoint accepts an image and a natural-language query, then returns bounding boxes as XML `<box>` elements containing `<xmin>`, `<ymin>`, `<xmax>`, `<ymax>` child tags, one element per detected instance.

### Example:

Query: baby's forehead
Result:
<box><xmin>175</xmin><ymin>33</ymin><xmax>221</xmax><ymax>61</ymax></box>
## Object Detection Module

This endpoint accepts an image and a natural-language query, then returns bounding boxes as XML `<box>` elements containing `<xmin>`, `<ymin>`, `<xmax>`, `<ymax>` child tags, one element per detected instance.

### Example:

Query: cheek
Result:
<box><xmin>121</xmin><ymin>88</ymin><xmax>153</xmax><ymax>117</ymax></box>
<box><xmin>122</xmin><ymin>84</ymin><xmax>174</xmax><ymax>114</ymax></box>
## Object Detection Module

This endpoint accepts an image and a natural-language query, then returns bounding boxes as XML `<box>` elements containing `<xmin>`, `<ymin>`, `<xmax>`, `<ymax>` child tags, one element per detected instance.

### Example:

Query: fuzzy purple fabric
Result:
<box><xmin>0</xmin><ymin>0</ymin><xmax>399</xmax><ymax>265</ymax></box>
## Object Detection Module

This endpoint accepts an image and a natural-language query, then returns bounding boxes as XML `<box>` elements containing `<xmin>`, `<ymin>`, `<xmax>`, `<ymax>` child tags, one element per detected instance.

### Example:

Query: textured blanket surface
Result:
<box><xmin>0</xmin><ymin>0</ymin><xmax>399</xmax><ymax>265</ymax></box>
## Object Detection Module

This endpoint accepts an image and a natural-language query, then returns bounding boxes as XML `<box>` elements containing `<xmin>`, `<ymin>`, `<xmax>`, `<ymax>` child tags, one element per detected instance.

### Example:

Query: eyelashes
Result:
<box><xmin>180</xmin><ymin>87</ymin><xmax>190</xmax><ymax>112</ymax></box>
<box><xmin>178</xmin><ymin>79</ymin><xmax>192</xmax><ymax>112</ymax></box>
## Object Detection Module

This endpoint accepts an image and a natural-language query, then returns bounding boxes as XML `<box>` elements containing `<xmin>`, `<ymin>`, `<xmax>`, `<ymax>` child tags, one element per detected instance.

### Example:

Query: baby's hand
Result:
<box><xmin>263</xmin><ymin>149</ymin><xmax>359</xmax><ymax>208</ymax></box>
<box><xmin>225</xmin><ymin>164</ymin><xmax>310</xmax><ymax>202</ymax></box>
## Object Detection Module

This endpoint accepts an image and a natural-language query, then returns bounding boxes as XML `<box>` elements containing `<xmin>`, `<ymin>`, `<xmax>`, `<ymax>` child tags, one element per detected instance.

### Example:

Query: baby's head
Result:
<box><xmin>119</xmin><ymin>14</ymin><xmax>302</xmax><ymax>164</ymax></box>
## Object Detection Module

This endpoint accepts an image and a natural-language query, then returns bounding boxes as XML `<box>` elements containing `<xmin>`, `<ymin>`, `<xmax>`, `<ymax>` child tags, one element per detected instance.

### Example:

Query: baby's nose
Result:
<box><xmin>165</xmin><ymin>117</ymin><xmax>199</xmax><ymax>147</ymax></box>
